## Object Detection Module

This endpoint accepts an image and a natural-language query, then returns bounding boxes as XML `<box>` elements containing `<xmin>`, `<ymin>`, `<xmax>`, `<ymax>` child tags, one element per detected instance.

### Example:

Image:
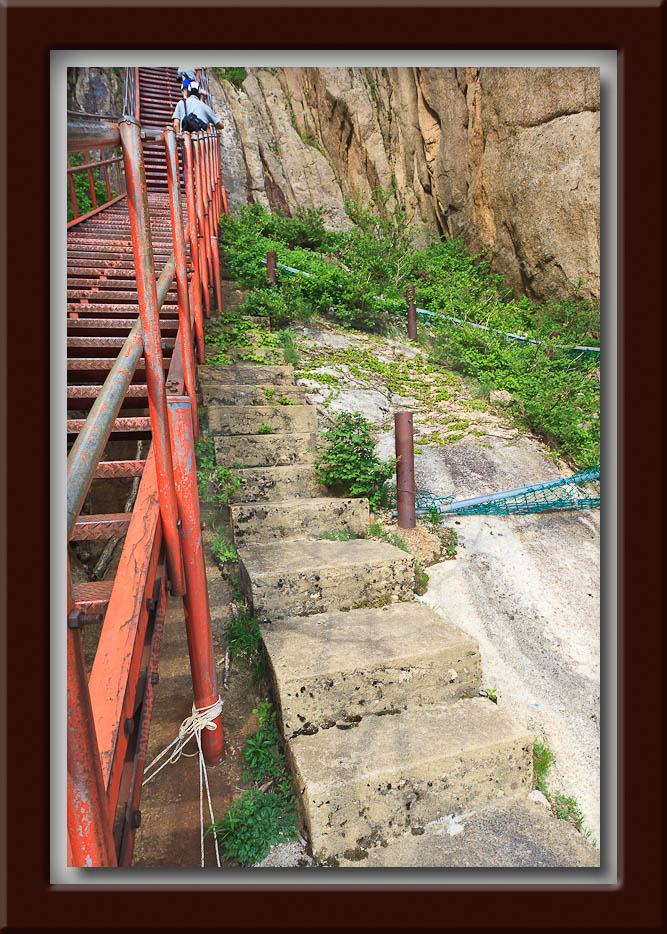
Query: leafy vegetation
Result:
<box><xmin>207</xmin><ymin>702</ymin><xmax>298</xmax><ymax>865</ymax></box>
<box><xmin>319</xmin><ymin>528</ymin><xmax>358</xmax><ymax>542</ymax></box>
<box><xmin>211</xmin><ymin>535</ymin><xmax>238</xmax><ymax>567</ymax></box>
<box><xmin>276</xmin><ymin>328</ymin><xmax>300</xmax><ymax>366</ymax></box>
<box><xmin>218</xmin><ymin>196</ymin><xmax>599</xmax><ymax>467</ymax></box>
<box><xmin>532</xmin><ymin>737</ymin><xmax>595</xmax><ymax>843</ymax></box>
<box><xmin>224</xmin><ymin>605</ymin><xmax>266</xmax><ymax>684</ymax></box>
<box><xmin>314</xmin><ymin>412</ymin><xmax>395</xmax><ymax>510</ymax></box>
<box><xmin>214</xmin><ymin>66</ymin><xmax>248</xmax><ymax>89</ymax></box>
<box><xmin>194</xmin><ymin>432</ymin><xmax>242</xmax><ymax>507</ymax></box>
<box><xmin>67</xmin><ymin>151</ymin><xmax>120</xmax><ymax>223</ymax></box>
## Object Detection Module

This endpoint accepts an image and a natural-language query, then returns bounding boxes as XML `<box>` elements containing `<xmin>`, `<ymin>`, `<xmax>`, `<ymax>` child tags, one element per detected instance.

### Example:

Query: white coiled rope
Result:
<box><xmin>143</xmin><ymin>696</ymin><xmax>223</xmax><ymax>867</ymax></box>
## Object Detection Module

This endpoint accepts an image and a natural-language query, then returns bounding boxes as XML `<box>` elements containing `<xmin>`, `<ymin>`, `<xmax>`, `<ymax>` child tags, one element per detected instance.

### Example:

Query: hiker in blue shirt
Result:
<box><xmin>172</xmin><ymin>83</ymin><xmax>223</xmax><ymax>183</ymax></box>
<box><xmin>177</xmin><ymin>67</ymin><xmax>198</xmax><ymax>92</ymax></box>
<box><xmin>172</xmin><ymin>83</ymin><xmax>223</xmax><ymax>134</ymax></box>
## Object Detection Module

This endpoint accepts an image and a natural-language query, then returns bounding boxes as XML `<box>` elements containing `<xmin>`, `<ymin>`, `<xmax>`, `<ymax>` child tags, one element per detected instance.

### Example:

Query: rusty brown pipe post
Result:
<box><xmin>67</xmin><ymin>565</ymin><xmax>117</xmax><ymax>867</ymax></box>
<box><xmin>164</xmin><ymin>126</ymin><xmax>199</xmax><ymax>438</ymax></box>
<box><xmin>167</xmin><ymin>396</ymin><xmax>224</xmax><ymax>765</ymax></box>
<box><xmin>406</xmin><ymin>285</ymin><xmax>418</xmax><ymax>342</ymax></box>
<box><xmin>119</xmin><ymin>117</ymin><xmax>186</xmax><ymax>596</ymax></box>
<box><xmin>395</xmin><ymin>411</ymin><xmax>416</xmax><ymax>529</ymax></box>
<box><xmin>192</xmin><ymin>134</ymin><xmax>211</xmax><ymax>318</ymax></box>
<box><xmin>182</xmin><ymin>132</ymin><xmax>205</xmax><ymax>363</ymax></box>
<box><xmin>266</xmin><ymin>250</ymin><xmax>277</xmax><ymax>285</ymax></box>
<box><xmin>221</xmin><ymin>186</ymin><xmax>229</xmax><ymax>217</ymax></box>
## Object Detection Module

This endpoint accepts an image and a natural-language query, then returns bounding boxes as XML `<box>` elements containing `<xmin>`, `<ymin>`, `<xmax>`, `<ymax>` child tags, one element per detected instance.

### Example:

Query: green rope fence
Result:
<box><xmin>412</xmin><ymin>466</ymin><xmax>600</xmax><ymax>518</ymax></box>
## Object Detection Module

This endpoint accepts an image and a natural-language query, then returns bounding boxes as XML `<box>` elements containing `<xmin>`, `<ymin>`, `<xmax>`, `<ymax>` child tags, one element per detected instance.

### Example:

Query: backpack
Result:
<box><xmin>181</xmin><ymin>97</ymin><xmax>208</xmax><ymax>133</ymax></box>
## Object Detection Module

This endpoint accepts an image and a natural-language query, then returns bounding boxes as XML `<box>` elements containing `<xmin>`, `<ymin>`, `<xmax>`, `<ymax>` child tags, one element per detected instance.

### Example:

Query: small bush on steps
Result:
<box><xmin>314</xmin><ymin>412</ymin><xmax>395</xmax><ymax>510</ymax></box>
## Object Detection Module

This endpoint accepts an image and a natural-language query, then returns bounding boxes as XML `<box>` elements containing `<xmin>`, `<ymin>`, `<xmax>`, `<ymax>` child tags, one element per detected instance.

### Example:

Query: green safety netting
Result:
<box><xmin>415</xmin><ymin>466</ymin><xmax>600</xmax><ymax>517</ymax></box>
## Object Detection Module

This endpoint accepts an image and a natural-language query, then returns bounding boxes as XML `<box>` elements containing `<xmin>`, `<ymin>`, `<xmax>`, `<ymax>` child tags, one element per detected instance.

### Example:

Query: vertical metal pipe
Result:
<box><xmin>193</xmin><ymin>134</ymin><xmax>211</xmax><ymax>318</ymax></box>
<box><xmin>182</xmin><ymin>132</ymin><xmax>205</xmax><ymax>362</ymax></box>
<box><xmin>211</xmin><ymin>131</ymin><xmax>222</xmax><ymax>222</ymax></box>
<box><xmin>197</xmin><ymin>135</ymin><xmax>214</xmax><ymax>283</ymax></box>
<box><xmin>119</xmin><ymin>117</ymin><xmax>186</xmax><ymax>596</ymax></box>
<box><xmin>84</xmin><ymin>151</ymin><xmax>98</xmax><ymax>209</ymax></box>
<box><xmin>103</xmin><ymin>161</ymin><xmax>112</xmax><ymax>201</ymax></box>
<box><xmin>209</xmin><ymin>132</ymin><xmax>220</xmax><ymax>221</ymax></box>
<box><xmin>163</xmin><ymin>126</ymin><xmax>199</xmax><ymax>438</ymax></box>
<box><xmin>67</xmin><ymin>565</ymin><xmax>117</xmax><ymax>867</ymax></box>
<box><xmin>406</xmin><ymin>286</ymin><xmax>418</xmax><ymax>342</ymax></box>
<box><xmin>395</xmin><ymin>411</ymin><xmax>416</xmax><ymax>529</ymax></box>
<box><xmin>204</xmin><ymin>132</ymin><xmax>223</xmax><ymax>314</ymax></box>
<box><xmin>167</xmin><ymin>397</ymin><xmax>224</xmax><ymax>765</ymax></box>
<box><xmin>221</xmin><ymin>187</ymin><xmax>229</xmax><ymax>217</ymax></box>
<box><xmin>134</xmin><ymin>66</ymin><xmax>140</xmax><ymax>120</ymax></box>
<box><xmin>266</xmin><ymin>250</ymin><xmax>277</xmax><ymax>285</ymax></box>
<box><xmin>68</xmin><ymin>159</ymin><xmax>79</xmax><ymax>219</ymax></box>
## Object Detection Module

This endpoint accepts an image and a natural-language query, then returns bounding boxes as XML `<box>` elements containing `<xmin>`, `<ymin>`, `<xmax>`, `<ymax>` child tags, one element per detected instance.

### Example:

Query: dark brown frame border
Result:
<box><xmin>2</xmin><ymin>2</ymin><xmax>663</xmax><ymax>930</ymax></box>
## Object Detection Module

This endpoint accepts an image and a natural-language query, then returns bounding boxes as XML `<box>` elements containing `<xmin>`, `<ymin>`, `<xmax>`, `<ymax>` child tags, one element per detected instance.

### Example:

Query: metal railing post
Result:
<box><xmin>164</xmin><ymin>126</ymin><xmax>199</xmax><ymax>438</ymax></box>
<box><xmin>167</xmin><ymin>396</ymin><xmax>224</xmax><ymax>765</ymax></box>
<box><xmin>119</xmin><ymin>116</ymin><xmax>186</xmax><ymax>596</ymax></box>
<box><xmin>266</xmin><ymin>250</ymin><xmax>277</xmax><ymax>285</ymax></box>
<box><xmin>193</xmin><ymin>133</ymin><xmax>212</xmax><ymax>318</ymax></box>
<box><xmin>395</xmin><ymin>411</ymin><xmax>416</xmax><ymax>529</ymax></box>
<box><xmin>67</xmin><ymin>565</ymin><xmax>117</xmax><ymax>867</ymax></box>
<box><xmin>134</xmin><ymin>66</ymin><xmax>140</xmax><ymax>120</ymax></box>
<box><xmin>205</xmin><ymin>132</ymin><xmax>224</xmax><ymax>315</ymax></box>
<box><xmin>182</xmin><ymin>132</ymin><xmax>206</xmax><ymax>361</ymax></box>
<box><xmin>406</xmin><ymin>285</ymin><xmax>418</xmax><ymax>341</ymax></box>
<box><xmin>194</xmin><ymin>133</ymin><xmax>213</xmax><ymax>283</ymax></box>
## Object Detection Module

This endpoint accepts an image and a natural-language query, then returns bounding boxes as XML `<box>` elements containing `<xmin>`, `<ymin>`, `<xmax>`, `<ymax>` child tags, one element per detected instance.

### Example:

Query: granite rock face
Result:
<box><xmin>67</xmin><ymin>67</ymin><xmax>125</xmax><ymax>116</ymax></box>
<box><xmin>211</xmin><ymin>66</ymin><xmax>599</xmax><ymax>302</ymax></box>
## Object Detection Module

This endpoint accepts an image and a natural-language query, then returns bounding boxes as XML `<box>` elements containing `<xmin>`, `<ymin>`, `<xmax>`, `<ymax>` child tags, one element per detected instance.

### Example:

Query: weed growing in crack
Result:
<box><xmin>532</xmin><ymin>737</ymin><xmax>596</xmax><ymax>844</ymax></box>
<box><xmin>211</xmin><ymin>535</ymin><xmax>238</xmax><ymax>567</ymax></box>
<box><xmin>207</xmin><ymin>701</ymin><xmax>299</xmax><ymax>865</ymax></box>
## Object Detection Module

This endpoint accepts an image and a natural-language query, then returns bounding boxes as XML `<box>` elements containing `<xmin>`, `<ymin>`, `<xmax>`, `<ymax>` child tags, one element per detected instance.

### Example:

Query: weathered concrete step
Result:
<box><xmin>264</xmin><ymin>602</ymin><xmax>482</xmax><ymax>738</ymax></box>
<box><xmin>214</xmin><ymin>432</ymin><xmax>317</xmax><ymax>469</ymax></box>
<box><xmin>237</xmin><ymin>539</ymin><xmax>415</xmax><ymax>622</ymax></box>
<box><xmin>205</xmin><ymin>345</ymin><xmax>283</xmax><ymax>364</ymax></box>
<box><xmin>216</xmin><ymin>314</ymin><xmax>268</xmax><ymax>330</ymax></box>
<box><xmin>201</xmin><ymin>383</ymin><xmax>307</xmax><ymax>407</ymax></box>
<box><xmin>287</xmin><ymin>699</ymin><xmax>533</xmax><ymax>862</ymax></box>
<box><xmin>199</xmin><ymin>364</ymin><xmax>295</xmax><ymax>386</ymax></box>
<box><xmin>338</xmin><ymin>797</ymin><xmax>600</xmax><ymax>867</ymax></box>
<box><xmin>219</xmin><ymin>283</ymin><xmax>249</xmax><ymax>308</ymax></box>
<box><xmin>230</xmin><ymin>497</ymin><xmax>369</xmax><ymax>546</ymax></box>
<box><xmin>230</xmin><ymin>465</ymin><xmax>327</xmax><ymax>503</ymax></box>
<box><xmin>209</xmin><ymin>404</ymin><xmax>317</xmax><ymax>436</ymax></box>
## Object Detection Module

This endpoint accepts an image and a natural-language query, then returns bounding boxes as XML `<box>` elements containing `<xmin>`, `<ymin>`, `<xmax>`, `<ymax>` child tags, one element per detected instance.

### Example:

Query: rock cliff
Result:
<box><xmin>208</xmin><ymin>66</ymin><xmax>599</xmax><ymax>302</ymax></box>
<box><xmin>67</xmin><ymin>67</ymin><xmax>125</xmax><ymax>117</ymax></box>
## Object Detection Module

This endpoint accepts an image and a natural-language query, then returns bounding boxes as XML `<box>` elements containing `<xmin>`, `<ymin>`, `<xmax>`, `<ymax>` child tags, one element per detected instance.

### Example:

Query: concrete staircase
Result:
<box><xmin>199</xmin><ymin>307</ymin><xmax>535</xmax><ymax>864</ymax></box>
<box><xmin>199</xmin><ymin>299</ymin><xmax>596</xmax><ymax>867</ymax></box>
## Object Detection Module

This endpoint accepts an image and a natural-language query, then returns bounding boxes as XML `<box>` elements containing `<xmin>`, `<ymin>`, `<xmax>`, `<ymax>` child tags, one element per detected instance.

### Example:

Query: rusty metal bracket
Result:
<box><xmin>68</xmin><ymin>608</ymin><xmax>103</xmax><ymax>629</ymax></box>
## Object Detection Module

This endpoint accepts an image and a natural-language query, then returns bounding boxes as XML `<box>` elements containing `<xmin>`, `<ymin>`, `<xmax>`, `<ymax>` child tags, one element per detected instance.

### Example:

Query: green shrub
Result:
<box><xmin>217</xmin><ymin>199</ymin><xmax>600</xmax><ymax>467</ymax></box>
<box><xmin>224</xmin><ymin>606</ymin><xmax>265</xmax><ymax>683</ymax></box>
<box><xmin>276</xmin><ymin>329</ymin><xmax>300</xmax><ymax>366</ymax></box>
<box><xmin>211</xmin><ymin>535</ymin><xmax>238</xmax><ymax>567</ymax></box>
<box><xmin>215</xmin><ymin>66</ymin><xmax>247</xmax><ymax>89</ymax></box>
<box><xmin>206</xmin><ymin>787</ymin><xmax>297</xmax><ymax>865</ymax></box>
<box><xmin>315</xmin><ymin>413</ymin><xmax>395</xmax><ymax>510</ymax></box>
